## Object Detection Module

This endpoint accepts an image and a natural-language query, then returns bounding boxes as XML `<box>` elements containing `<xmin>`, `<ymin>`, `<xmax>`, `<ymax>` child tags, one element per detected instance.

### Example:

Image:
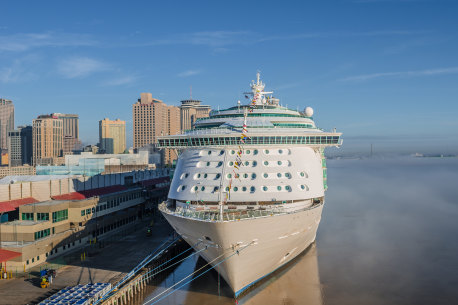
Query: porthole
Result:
<box><xmin>277</xmin><ymin>186</ymin><xmax>282</xmax><ymax>191</ymax></box>
<box><xmin>231</xmin><ymin>150</ymin><xmax>235</xmax><ymax>155</ymax></box>
<box><xmin>252</xmin><ymin>173</ymin><xmax>257</xmax><ymax>179</ymax></box>
<box><xmin>243</xmin><ymin>173</ymin><xmax>248</xmax><ymax>178</ymax></box>
<box><xmin>204</xmin><ymin>174</ymin><xmax>208</xmax><ymax>178</ymax></box>
<box><xmin>254</xmin><ymin>149</ymin><xmax>258</xmax><ymax>155</ymax></box>
<box><xmin>242</xmin><ymin>186</ymin><xmax>247</xmax><ymax>192</ymax></box>
<box><xmin>194</xmin><ymin>186</ymin><xmax>198</xmax><ymax>191</ymax></box>
<box><xmin>197</xmin><ymin>173</ymin><xmax>201</xmax><ymax>178</ymax></box>
<box><xmin>225</xmin><ymin>186</ymin><xmax>230</xmax><ymax>191</ymax></box>
<box><xmin>278</xmin><ymin>161</ymin><xmax>282</xmax><ymax>165</ymax></box>
<box><xmin>300</xmin><ymin>185</ymin><xmax>305</xmax><ymax>190</ymax></box>
<box><xmin>234</xmin><ymin>173</ymin><xmax>240</xmax><ymax>179</ymax></box>
<box><xmin>277</xmin><ymin>173</ymin><xmax>282</xmax><ymax>178</ymax></box>
<box><xmin>246</xmin><ymin>150</ymin><xmax>251</xmax><ymax>154</ymax></box>
<box><xmin>213</xmin><ymin>186</ymin><xmax>219</xmax><ymax>192</ymax></box>
<box><xmin>218</xmin><ymin>161</ymin><xmax>223</xmax><ymax>166</ymax></box>
<box><xmin>234</xmin><ymin>187</ymin><xmax>239</xmax><ymax>192</ymax></box>
<box><xmin>201</xmin><ymin>186</ymin><xmax>205</xmax><ymax>191</ymax></box>
<box><xmin>208</xmin><ymin>151</ymin><xmax>212</xmax><ymax>155</ymax></box>
<box><xmin>185</xmin><ymin>173</ymin><xmax>189</xmax><ymax>178</ymax></box>
<box><xmin>265</xmin><ymin>149</ymin><xmax>270</xmax><ymax>154</ymax></box>
<box><xmin>263</xmin><ymin>186</ymin><xmax>268</xmax><ymax>191</ymax></box>
<box><xmin>181</xmin><ymin>185</ymin><xmax>186</xmax><ymax>191</ymax></box>
<box><xmin>285</xmin><ymin>185</ymin><xmax>291</xmax><ymax>190</ymax></box>
<box><xmin>263</xmin><ymin>173</ymin><xmax>268</xmax><ymax>178</ymax></box>
<box><xmin>216</xmin><ymin>173</ymin><xmax>221</xmax><ymax>179</ymax></box>
<box><xmin>300</xmin><ymin>172</ymin><xmax>305</xmax><ymax>177</ymax></box>
<box><xmin>250</xmin><ymin>186</ymin><xmax>255</xmax><ymax>192</ymax></box>
<box><xmin>285</xmin><ymin>173</ymin><xmax>291</xmax><ymax>178</ymax></box>
<box><xmin>264</xmin><ymin>161</ymin><xmax>269</xmax><ymax>166</ymax></box>
<box><xmin>279</xmin><ymin>149</ymin><xmax>283</xmax><ymax>154</ymax></box>
<box><xmin>229</xmin><ymin>161</ymin><xmax>234</xmax><ymax>166</ymax></box>
<box><xmin>253</xmin><ymin>161</ymin><xmax>257</xmax><ymax>166</ymax></box>
<box><xmin>227</xmin><ymin>173</ymin><xmax>232</xmax><ymax>179</ymax></box>
<box><xmin>206</xmin><ymin>162</ymin><xmax>210</xmax><ymax>166</ymax></box>
<box><xmin>219</xmin><ymin>150</ymin><xmax>224</xmax><ymax>155</ymax></box>
<box><xmin>245</xmin><ymin>161</ymin><xmax>249</xmax><ymax>166</ymax></box>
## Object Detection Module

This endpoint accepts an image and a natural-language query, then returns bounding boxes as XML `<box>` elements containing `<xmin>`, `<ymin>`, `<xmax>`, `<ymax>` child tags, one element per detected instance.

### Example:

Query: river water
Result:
<box><xmin>136</xmin><ymin>157</ymin><xmax>458</xmax><ymax>305</ymax></box>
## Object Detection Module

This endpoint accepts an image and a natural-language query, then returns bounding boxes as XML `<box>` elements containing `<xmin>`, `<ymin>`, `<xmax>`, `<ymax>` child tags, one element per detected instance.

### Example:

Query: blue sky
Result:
<box><xmin>1</xmin><ymin>0</ymin><xmax>457</xmax><ymax>153</ymax></box>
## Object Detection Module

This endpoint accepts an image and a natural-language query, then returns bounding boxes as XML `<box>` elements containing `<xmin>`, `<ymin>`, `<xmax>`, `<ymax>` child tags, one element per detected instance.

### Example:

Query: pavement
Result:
<box><xmin>0</xmin><ymin>216</ymin><xmax>173</xmax><ymax>305</ymax></box>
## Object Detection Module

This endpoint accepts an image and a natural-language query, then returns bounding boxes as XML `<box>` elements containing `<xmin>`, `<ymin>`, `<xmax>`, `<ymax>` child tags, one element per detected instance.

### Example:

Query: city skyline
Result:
<box><xmin>1</xmin><ymin>1</ymin><xmax>458</xmax><ymax>154</ymax></box>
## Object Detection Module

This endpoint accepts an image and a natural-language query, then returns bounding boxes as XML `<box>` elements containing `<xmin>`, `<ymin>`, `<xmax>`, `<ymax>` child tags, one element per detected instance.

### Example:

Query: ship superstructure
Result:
<box><xmin>158</xmin><ymin>73</ymin><xmax>342</xmax><ymax>297</ymax></box>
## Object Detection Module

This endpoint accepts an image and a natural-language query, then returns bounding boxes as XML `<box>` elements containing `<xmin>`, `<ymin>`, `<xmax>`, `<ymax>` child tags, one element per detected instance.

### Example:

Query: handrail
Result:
<box><xmin>159</xmin><ymin>201</ymin><xmax>323</xmax><ymax>223</ymax></box>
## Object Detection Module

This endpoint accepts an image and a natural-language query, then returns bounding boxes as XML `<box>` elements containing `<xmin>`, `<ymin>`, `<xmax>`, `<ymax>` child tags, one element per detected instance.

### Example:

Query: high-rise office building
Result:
<box><xmin>99</xmin><ymin>118</ymin><xmax>126</xmax><ymax>154</ymax></box>
<box><xmin>132</xmin><ymin>93</ymin><xmax>180</xmax><ymax>165</ymax></box>
<box><xmin>180</xmin><ymin>99</ymin><xmax>211</xmax><ymax>132</ymax></box>
<box><xmin>0</xmin><ymin>98</ymin><xmax>14</xmax><ymax>152</ymax></box>
<box><xmin>32</xmin><ymin>115</ymin><xmax>63</xmax><ymax>165</ymax></box>
<box><xmin>52</xmin><ymin>113</ymin><xmax>81</xmax><ymax>154</ymax></box>
<box><xmin>7</xmin><ymin>125</ymin><xmax>32</xmax><ymax>167</ymax></box>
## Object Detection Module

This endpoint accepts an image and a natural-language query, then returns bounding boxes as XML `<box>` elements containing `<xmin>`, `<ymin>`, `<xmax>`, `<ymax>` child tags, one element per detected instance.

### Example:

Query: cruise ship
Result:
<box><xmin>158</xmin><ymin>73</ymin><xmax>342</xmax><ymax>297</ymax></box>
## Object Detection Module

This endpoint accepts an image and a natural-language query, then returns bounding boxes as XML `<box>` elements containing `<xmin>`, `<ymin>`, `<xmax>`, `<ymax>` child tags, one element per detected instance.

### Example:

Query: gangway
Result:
<box><xmin>93</xmin><ymin>236</ymin><xmax>178</xmax><ymax>304</ymax></box>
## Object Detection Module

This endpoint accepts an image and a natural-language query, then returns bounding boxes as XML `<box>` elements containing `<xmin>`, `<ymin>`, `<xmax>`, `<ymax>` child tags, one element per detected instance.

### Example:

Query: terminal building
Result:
<box><xmin>0</xmin><ymin>168</ymin><xmax>171</xmax><ymax>270</ymax></box>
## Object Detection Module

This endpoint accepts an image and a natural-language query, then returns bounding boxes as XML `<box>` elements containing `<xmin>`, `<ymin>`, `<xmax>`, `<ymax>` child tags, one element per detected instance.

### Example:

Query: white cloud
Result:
<box><xmin>0</xmin><ymin>55</ymin><xmax>39</xmax><ymax>83</ymax></box>
<box><xmin>0</xmin><ymin>32</ymin><xmax>95</xmax><ymax>52</ymax></box>
<box><xmin>177</xmin><ymin>70</ymin><xmax>202</xmax><ymax>77</ymax></box>
<box><xmin>339</xmin><ymin>67</ymin><xmax>458</xmax><ymax>81</ymax></box>
<box><xmin>57</xmin><ymin>56</ymin><xmax>110</xmax><ymax>79</ymax></box>
<box><xmin>102</xmin><ymin>75</ymin><xmax>137</xmax><ymax>86</ymax></box>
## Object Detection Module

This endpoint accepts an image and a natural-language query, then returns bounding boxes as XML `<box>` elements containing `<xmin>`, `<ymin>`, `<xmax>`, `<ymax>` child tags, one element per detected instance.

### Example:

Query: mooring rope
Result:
<box><xmin>143</xmin><ymin>241</ymin><xmax>254</xmax><ymax>305</ymax></box>
<box><xmin>143</xmin><ymin>243</ymin><xmax>206</xmax><ymax>281</ymax></box>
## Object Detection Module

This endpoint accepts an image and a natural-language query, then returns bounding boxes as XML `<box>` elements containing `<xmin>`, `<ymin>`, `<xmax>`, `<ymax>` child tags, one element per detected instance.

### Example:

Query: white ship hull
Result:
<box><xmin>161</xmin><ymin>203</ymin><xmax>324</xmax><ymax>296</ymax></box>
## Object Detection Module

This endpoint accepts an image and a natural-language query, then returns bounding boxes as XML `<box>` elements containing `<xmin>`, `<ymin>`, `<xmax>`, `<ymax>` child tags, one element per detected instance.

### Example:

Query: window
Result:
<box><xmin>246</xmin><ymin>150</ymin><xmax>251</xmax><ymax>154</ymax></box>
<box><xmin>264</xmin><ymin>161</ymin><xmax>269</xmax><ymax>166</ymax></box>
<box><xmin>300</xmin><ymin>185</ymin><xmax>306</xmax><ymax>190</ymax></box>
<box><xmin>231</xmin><ymin>150</ymin><xmax>235</xmax><ymax>155</ymax></box>
<box><xmin>277</xmin><ymin>161</ymin><xmax>282</xmax><ymax>165</ymax></box>
<box><xmin>197</xmin><ymin>173</ymin><xmax>201</xmax><ymax>178</ymax></box>
<box><xmin>245</xmin><ymin>161</ymin><xmax>249</xmax><ymax>166</ymax></box>
<box><xmin>52</xmin><ymin>227</ymin><xmax>55</xmax><ymax>234</ymax></box>
<box><xmin>242</xmin><ymin>186</ymin><xmax>247</xmax><ymax>192</ymax></box>
<box><xmin>34</xmin><ymin>228</ymin><xmax>51</xmax><ymax>241</ymax></box>
<box><xmin>300</xmin><ymin>172</ymin><xmax>305</xmax><ymax>177</ymax></box>
<box><xmin>254</xmin><ymin>149</ymin><xmax>258</xmax><ymax>155</ymax></box>
<box><xmin>216</xmin><ymin>173</ymin><xmax>221</xmax><ymax>179</ymax></box>
<box><xmin>263</xmin><ymin>173</ymin><xmax>268</xmax><ymax>178</ymax></box>
<box><xmin>227</xmin><ymin>173</ymin><xmax>232</xmax><ymax>179</ymax></box>
<box><xmin>277</xmin><ymin>173</ymin><xmax>282</xmax><ymax>178</ymax></box>
<box><xmin>208</xmin><ymin>151</ymin><xmax>212</xmax><ymax>155</ymax></box>
<box><xmin>279</xmin><ymin>149</ymin><xmax>283</xmax><ymax>154</ymax></box>
<box><xmin>277</xmin><ymin>186</ymin><xmax>282</xmax><ymax>191</ymax></box>
<box><xmin>206</xmin><ymin>162</ymin><xmax>210</xmax><ymax>166</ymax></box>
<box><xmin>181</xmin><ymin>185</ymin><xmax>186</xmax><ymax>191</ymax></box>
<box><xmin>81</xmin><ymin>210</ymin><xmax>85</xmax><ymax>216</ymax></box>
<box><xmin>250</xmin><ymin>186</ymin><xmax>255</xmax><ymax>192</ymax></box>
<box><xmin>225</xmin><ymin>187</ymin><xmax>230</xmax><ymax>191</ymax></box>
<box><xmin>204</xmin><ymin>174</ymin><xmax>208</xmax><ymax>178</ymax></box>
<box><xmin>285</xmin><ymin>173</ymin><xmax>291</xmax><ymax>178</ymax></box>
<box><xmin>52</xmin><ymin>209</ymin><xmax>68</xmax><ymax>223</ymax></box>
<box><xmin>233</xmin><ymin>187</ymin><xmax>238</xmax><ymax>192</ymax></box>
<box><xmin>22</xmin><ymin>213</ymin><xmax>33</xmax><ymax>221</ymax></box>
<box><xmin>243</xmin><ymin>173</ymin><xmax>248</xmax><ymax>178</ymax></box>
<box><xmin>285</xmin><ymin>185</ymin><xmax>291</xmax><ymax>190</ymax></box>
<box><xmin>229</xmin><ymin>161</ymin><xmax>234</xmax><ymax>166</ymax></box>
<box><xmin>265</xmin><ymin>149</ymin><xmax>270</xmax><ymax>154</ymax></box>
<box><xmin>201</xmin><ymin>186</ymin><xmax>205</xmax><ymax>191</ymax></box>
<box><xmin>37</xmin><ymin>213</ymin><xmax>49</xmax><ymax>221</ymax></box>
<box><xmin>194</xmin><ymin>186</ymin><xmax>198</xmax><ymax>191</ymax></box>
<box><xmin>263</xmin><ymin>186</ymin><xmax>268</xmax><ymax>191</ymax></box>
<box><xmin>253</xmin><ymin>161</ymin><xmax>257</xmax><ymax>166</ymax></box>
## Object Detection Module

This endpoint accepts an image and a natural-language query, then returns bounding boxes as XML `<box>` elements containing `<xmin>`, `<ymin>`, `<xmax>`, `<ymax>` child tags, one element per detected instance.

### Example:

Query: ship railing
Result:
<box><xmin>160</xmin><ymin>202</ymin><xmax>321</xmax><ymax>222</ymax></box>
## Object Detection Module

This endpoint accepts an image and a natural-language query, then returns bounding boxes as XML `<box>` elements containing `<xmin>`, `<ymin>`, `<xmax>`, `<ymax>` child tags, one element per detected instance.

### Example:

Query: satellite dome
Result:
<box><xmin>305</xmin><ymin>107</ymin><xmax>314</xmax><ymax>117</ymax></box>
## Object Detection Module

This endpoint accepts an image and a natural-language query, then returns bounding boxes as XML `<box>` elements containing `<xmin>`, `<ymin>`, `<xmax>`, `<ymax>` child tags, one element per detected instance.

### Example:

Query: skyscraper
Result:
<box><xmin>7</xmin><ymin>126</ymin><xmax>32</xmax><ymax>167</ymax></box>
<box><xmin>32</xmin><ymin>115</ymin><xmax>63</xmax><ymax>165</ymax></box>
<box><xmin>180</xmin><ymin>99</ymin><xmax>211</xmax><ymax>132</ymax></box>
<box><xmin>132</xmin><ymin>93</ymin><xmax>180</xmax><ymax>165</ymax></box>
<box><xmin>99</xmin><ymin>118</ymin><xmax>126</xmax><ymax>154</ymax></box>
<box><xmin>0</xmin><ymin>98</ymin><xmax>14</xmax><ymax>153</ymax></box>
<box><xmin>52</xmin><ymin>113</ymin><xmax>81</xmax><ymax>154</ymax></box>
